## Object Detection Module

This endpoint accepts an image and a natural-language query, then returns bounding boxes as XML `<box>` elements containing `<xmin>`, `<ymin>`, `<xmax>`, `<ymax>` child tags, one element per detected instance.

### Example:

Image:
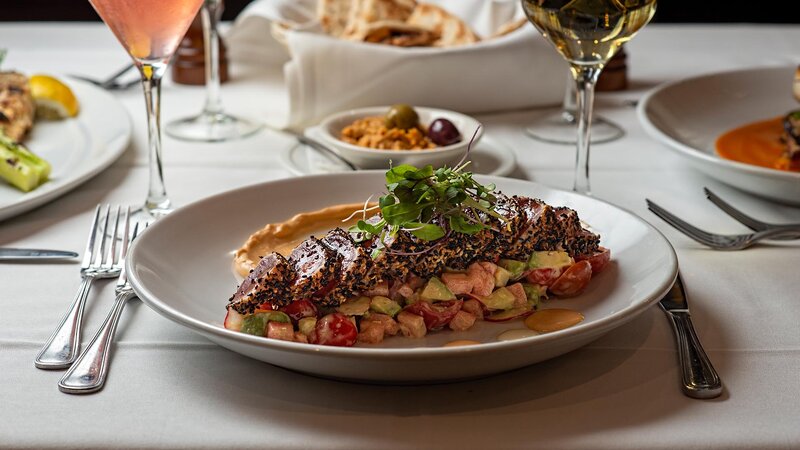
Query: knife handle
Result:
<box><xmin>665</xmin><ymin>311</ymin><xmax>723</xmax><ymax>399</ymax></box>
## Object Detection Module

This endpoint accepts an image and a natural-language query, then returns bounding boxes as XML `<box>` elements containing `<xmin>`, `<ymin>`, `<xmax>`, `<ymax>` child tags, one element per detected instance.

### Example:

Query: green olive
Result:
<box><xmin>384</xmin><ymin>104</ymin><xmax>420</xmax><ymax>130</ymax></box>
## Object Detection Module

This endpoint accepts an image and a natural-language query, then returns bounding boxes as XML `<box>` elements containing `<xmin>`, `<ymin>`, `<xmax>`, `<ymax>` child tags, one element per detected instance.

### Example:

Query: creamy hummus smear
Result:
<box><xmin>233</xmin><ymin>203</ymin><xmax>373</xmax><ymax>277</ymax></box>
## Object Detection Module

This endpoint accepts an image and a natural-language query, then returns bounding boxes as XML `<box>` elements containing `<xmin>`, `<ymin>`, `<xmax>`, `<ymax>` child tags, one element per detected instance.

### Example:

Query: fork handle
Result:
<box><xmin>58</xmin><ymin>291</ymin><xmax>135</xmax><ymax>394</ymax></box>
<box><xmin>35</xmin><ymin>276</ymin><xmax>95</xmax><ymax>369</ymax></box>
<box><xmin>665</xmin><ymin>311</ymin><xmax>723</xmax><ymax>399</ymax></box>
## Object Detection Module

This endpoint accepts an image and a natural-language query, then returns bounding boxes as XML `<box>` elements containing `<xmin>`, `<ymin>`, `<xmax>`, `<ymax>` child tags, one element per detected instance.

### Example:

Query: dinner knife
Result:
<box><xmin>0</xmin><ymin>248</ymin><xmax>79</xmax><ymax>261</ymax></box>
<box><xmin>659</xmin><ymin>274</ymin><xmax>723</xmax><ymax>399</ymax></box>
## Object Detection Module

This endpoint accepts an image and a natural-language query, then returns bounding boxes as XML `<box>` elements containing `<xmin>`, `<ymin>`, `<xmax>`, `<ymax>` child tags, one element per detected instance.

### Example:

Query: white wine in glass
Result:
<box><xmin>522</xmin><ymin>0</ymin><xmax>656</xmax><ymax>194</ymax></box>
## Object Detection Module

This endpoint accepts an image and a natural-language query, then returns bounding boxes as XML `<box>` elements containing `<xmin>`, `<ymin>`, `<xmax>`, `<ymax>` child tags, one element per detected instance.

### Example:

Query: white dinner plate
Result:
<box><xmin>0</xmin><ymin>79</ymin><xmax>131</xmax><ymax>221</ymax></box>
<box><xmin>127</xmin><ymin>172</ymin><xmax>677</xmax><ymax>383</ymax></box>
<box><xmin>638</xmin><ymin>65</ymin><xmax>800</xmax><ymax>205</ymax></box>
<box><xmin>281</xmin><ymin>134</ymin><xmax>517</xmax><ymax>177</ymax></box>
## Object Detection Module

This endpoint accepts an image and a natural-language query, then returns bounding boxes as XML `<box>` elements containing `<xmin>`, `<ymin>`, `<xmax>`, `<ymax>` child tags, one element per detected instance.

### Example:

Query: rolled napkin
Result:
<box><xmin>227</xmin><ymin>0</ymin><xmax>567</xmax><ymax>128</ymax></box>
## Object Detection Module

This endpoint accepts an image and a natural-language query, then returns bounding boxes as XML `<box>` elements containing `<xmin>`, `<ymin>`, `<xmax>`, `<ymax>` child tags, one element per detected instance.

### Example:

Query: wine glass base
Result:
<box><xmin>165</xmin><ymin>112</ymin><xmax>262</xmax><ymax>142</ymax></box>
<box><xmin>525</xmin><ymin>111</ymin><xmax>624</xmax><ymax>145</ymax></box>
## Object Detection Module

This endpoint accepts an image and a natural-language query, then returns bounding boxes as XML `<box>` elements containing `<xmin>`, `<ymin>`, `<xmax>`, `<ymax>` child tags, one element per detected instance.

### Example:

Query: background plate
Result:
<box><xmin>128</xmin><ymin>172</ymin><xmax>677</xmax><ymax>383</ymax></box>
<box><xmin>638</xmin><ymin>65</ymin><xmax>800</xmax><ymax>205</ymax></box>
<box><xmin>0</xmin><ymin>79</ymin><xmax>131</xmax><ymax>221</ymax></box>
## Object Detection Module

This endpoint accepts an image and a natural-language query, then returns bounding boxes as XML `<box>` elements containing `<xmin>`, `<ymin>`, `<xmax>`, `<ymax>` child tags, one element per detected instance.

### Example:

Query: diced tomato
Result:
<box><xmin>505</xmin><ymin>283</ymin><xmax>528</xmax><ymax>308</ymax></box>
<box><xmin>223</xmin><ymin>309</ymin><xmax>244</xmax><ymax>331</ymax></box>
<box><xmin>525</xmin><ymin>267</ymin><xmax>563</xmax><ymax>286</ymax></box>
<box><xmin>577</xmin><ymin>247</ymin><xmax>611</xmax><ymax>274</ymax></box>
<box><xmin>477</xmin><ymin>261</ymin><xmax>498</xmax><ymax>277</ymax></box>
<box><xmin>279</xmin><ymin>299</ymin><xmax>318</xmax><ymax>322</ymax></box>
<box><xmin>308</xmin><ymin>313</ymin><xmax>358</xmax><ymax>347</ymax></box>
<box><xmin>549</xmin><ymin>261</ymin><xmax>593</xmax><ymax>297</ymax></box>
<box><xmin>468</xmin><ymin>263</ymin><xmax>494</xmax><ymax>296</ymax></box>
<box><xmin>267</xmin><ymin>322</ymin><xmax>295</xmax><ymax>341</ymax></box>
<box><xmin>448</xmin><ymin>310</ymin><xmax>477</xmax><ymax>331</ymax></box>
<box><xmin>403</xmin><ymin>299</ymin><xmax>463</xmax><ymax>330</ymax></box>
<box><xmin>441</xmin><ymin>272</ymin><xmax>474</xmax><ymax>295</ymax></box>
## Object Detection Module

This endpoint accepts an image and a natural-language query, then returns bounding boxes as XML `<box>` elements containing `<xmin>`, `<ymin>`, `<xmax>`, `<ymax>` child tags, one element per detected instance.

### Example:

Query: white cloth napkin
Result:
<box><xmin>227</xmin><ymin>0</ymin><xmax>568</xmax><ymax>127</ymax></box>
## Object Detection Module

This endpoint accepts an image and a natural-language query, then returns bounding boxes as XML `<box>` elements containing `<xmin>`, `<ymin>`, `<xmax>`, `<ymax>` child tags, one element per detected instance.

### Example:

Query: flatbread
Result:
<box><xmin>361</xmin><ymin>20</ymin><xmax>438</xmax><ymax>47</ymax></box>
<box><xmin>342</xmin><ymin>0</ymin><xmax>417</xmax><ymax>41</ymax></box>
<box><xmin>406</xmin><ymin>3</ymin><xmax>479</xmax><ymax>47</ymax></box>
<box><xmin>317</xmin><ymin>0</ymin><xmax>351</xmax><ymax>37</ymax></box>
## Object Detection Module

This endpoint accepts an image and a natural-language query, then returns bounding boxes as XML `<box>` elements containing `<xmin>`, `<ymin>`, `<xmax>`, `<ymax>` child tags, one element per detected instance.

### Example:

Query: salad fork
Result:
<box><xmin>704</xmin><ymin>188</ymin><xmax>800</xmax><ymax>238</ymax></box>
<box><xmin>646</xmin><ymin>199</ymin><xmax>800</xmax><ymax>251</ymax></box>
<box><xmin>58</xmin><ymin>219</ymin><xmax>140</xmax><ymax>394</ymax></box>
<box><xmin>35</xmin><ymin>205</ymin><xmax>125</xmax><ymax>369</ymax></box>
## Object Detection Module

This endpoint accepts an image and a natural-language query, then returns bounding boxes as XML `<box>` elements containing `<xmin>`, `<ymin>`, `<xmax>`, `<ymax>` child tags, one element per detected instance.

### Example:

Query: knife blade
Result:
<box><xmin>0</xmin><ymin>248</ymin><xmax>79</xmax><ymax>261</ymax></box>
<box><xmin>659</xmin><ymin>273</ymin><xmax>723</xmax><ymax>399</ymax></box>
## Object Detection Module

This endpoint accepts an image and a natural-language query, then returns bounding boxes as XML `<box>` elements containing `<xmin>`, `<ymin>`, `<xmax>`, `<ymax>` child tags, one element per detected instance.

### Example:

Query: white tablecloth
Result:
<box><xmin>1</xmin><ymin>23</ymin><xmax>800</xmax><ymax>449</ymax></box>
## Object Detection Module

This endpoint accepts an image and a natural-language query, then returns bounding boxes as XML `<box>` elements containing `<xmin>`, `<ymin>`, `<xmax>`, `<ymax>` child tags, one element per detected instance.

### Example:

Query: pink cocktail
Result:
<box><xmin>90</xmin><ymin>0</ymin><xmax>204</xmax><ymax>218</ymax></box>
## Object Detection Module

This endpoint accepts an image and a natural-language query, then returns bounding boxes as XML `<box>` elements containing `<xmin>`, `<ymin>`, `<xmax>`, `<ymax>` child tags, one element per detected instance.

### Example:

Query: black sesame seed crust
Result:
<box><xmin>227</xmin><ymin>252</ymin><xmax>293</xmax><ymax>313</ymax></box>
<box><xmin>228</xmin><ymin>194</ymin><xmax>601</xmax><ymax>309</ymax></box>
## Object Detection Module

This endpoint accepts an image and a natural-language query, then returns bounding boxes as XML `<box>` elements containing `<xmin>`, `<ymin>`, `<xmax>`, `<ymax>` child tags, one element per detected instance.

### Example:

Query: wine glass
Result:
<box><xmin>89</xmin><ymin>0</ymin><xmax>205</xmax><ymax>219</ymax></box>
<box><xmin>522</xmin><ymin>0</ymin><xmax>656</xmax><ymax>194</ymax></box>
<box><xmin>524</xmin><ymin>75</ymin><xmax>624</xmax><ymax>144</ymax></box>
<box><xmin>165</xmin><ymin>0</ymin><xmax>262</xmax><ymax>142</ymax></box>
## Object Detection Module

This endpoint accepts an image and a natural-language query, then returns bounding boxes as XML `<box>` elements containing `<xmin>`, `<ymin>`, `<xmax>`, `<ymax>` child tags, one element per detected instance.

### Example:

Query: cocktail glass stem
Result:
<box><xmin>570</xmin><ymin>64</ymin><xmax>601</xmax><ymax>195</ymax></box>
<box><xmin>140</xmin><ymin>62</ymin><xmax>172</xmax><ymax>217</ymax></box>
<box><xmin>165</xmin><ymin>0</ymin><xmax>262</xmax><ymax>142</ymax></box>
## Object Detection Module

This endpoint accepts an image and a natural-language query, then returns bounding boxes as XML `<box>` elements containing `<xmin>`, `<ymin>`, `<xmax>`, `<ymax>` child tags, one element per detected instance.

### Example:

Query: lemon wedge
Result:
<box><xmin>29</xmin><ymin>75</ymin><xmax>80</xmax><ymax>120</ymax></box>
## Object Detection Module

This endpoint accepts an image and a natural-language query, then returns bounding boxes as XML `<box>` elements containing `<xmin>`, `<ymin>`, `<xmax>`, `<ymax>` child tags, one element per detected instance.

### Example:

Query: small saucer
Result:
<box><xmin>280</xmin><ymin>135</ymin><xmax>517</xmax><ymax>176</ymax></box>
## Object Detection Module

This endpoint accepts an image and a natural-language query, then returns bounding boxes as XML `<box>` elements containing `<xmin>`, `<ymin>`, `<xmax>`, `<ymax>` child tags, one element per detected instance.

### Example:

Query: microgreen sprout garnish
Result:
<box><xmin>349</xmin><ymin>127</ymin><xmax>503</xmax><ymax>255</ymax></box>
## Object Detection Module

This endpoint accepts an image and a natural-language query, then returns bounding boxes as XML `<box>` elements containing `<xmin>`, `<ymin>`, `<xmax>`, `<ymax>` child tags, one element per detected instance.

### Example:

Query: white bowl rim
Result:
<box><xmin>637</xmin><ymin>65</ymin><xmax>800</xmax><ymax>182</ymax></box>
<box><xmin>314</xmin><ymin>105</ymin><xmax>484</xmax><ymax>156</ymax></box>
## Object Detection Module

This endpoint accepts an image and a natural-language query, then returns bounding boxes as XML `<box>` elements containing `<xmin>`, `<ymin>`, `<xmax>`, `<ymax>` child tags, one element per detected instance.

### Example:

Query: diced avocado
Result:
<box><xmin>478</xmin><ymin>286</ymin><xmax>517</xmax><ymax>311</ymax></box>
<box><xmin>370</xmin><ymin>295</ymin><xmax>402</xmax><ymax>317</ymax></box>
<box><xmin>493</xmin><ymin>266</ymin><xmax>511</xmax><ymax>287</ymax></box>
<box><xmin>420</xmin><ymin>276</ymin><xmax>455</xmax><ymax>301</ymax></box>
<box><xmin>337</xmin><ymin>296</ymin><xmax>371</xmax><ymax>316</ymax></box>
<box><xmin>298</xmin><ymin>317</ymin><xmax>317</xmax><ymax>336</ymax></box>
<box><xmin>527</xmin><ymin>251</ymin><xmax>574</xmax><ymax>270</ymax></box>
<box><xmin>498</xmin><ymin>259</ymin><xmax>527</xmax><ymax>280</ymax></box>
<box><xmin>522</xmin><ymin>283</ymin><xmax>547</xmax><ymax>309</ymax></box>
<box><xmin>240</xmin><ymin>311</ymin><xmax>291</xmax><ymax>337</ymax></box>
<box><xmin>0</xmin><ymin>132</ymin><xmax>51</xmax><ymax>192</ymax></box>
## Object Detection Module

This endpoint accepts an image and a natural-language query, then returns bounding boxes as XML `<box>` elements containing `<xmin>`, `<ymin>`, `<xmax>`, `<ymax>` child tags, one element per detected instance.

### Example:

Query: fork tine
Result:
<box><xmin>646</xmin><ymin>200</ymin><xmax>722</xmax><ymax>248</ymax></box>
<box><xmin>105</xmin><ymin>206</ymin><xmax>121</xmax><ymax>269</ymax></box>
<box><xmin>116</xmin><ymin>207</ymin><xmax>131</xmax><ymax>268</ymax></box>
<box><xmin>116</xmin><ymin>221</ymin><xmax>138</xmax><ymax>289</ymax></box>
<box><xmin>93</xmin><ymin>205</ymin><xmax>112</xmax><ymax>268</ymax></box>
<box><xmin>80</xmin><ymin>205</ymin><xmax>102</xmax><ymax>269</ymax></box>
<box><xmin>704</xmin><ymin>188</ymin><xmax>768</xmax><ymax>232</ymax></box>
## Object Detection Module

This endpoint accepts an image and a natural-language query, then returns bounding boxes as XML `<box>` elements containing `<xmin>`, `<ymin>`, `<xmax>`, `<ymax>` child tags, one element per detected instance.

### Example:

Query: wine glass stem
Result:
<box><xmin>202</xmin><ymin>0</ymin><xmax>223</xmax><ymax>116</ymax></box>
<box><xmin>570</xmin><ymin>65</ymin><xmax>602</xmax><ymax>195</ymax></box>
<box><xmin>140</xmin><ymin>63</ymin><xmax>171</xmax><ymax>216</ymax></box>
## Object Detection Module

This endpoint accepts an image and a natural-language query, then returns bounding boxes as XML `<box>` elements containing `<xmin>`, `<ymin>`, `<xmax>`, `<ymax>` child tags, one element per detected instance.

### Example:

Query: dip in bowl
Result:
<box><xmin>306</xmin><ymin>106</ymin><xmax>483</xmax><ymax>169</ymax></box>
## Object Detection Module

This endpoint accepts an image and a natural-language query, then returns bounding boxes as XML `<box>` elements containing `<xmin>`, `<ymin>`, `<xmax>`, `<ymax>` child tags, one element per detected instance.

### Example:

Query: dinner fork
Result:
<box><xmin>58</xmin><ymin>219</ymin><xmax>140</xmax><ymax>394</ymax></box>
<box><xmin>704</xmin><ymin>188</ymin><xmax>800</xmax><ymax>238</ymax></box>
<box><xmin>35</xmin><ymin>205</ymin><xmax>126</xmax><ymax>369</ymax></box>
<box><xmin>647</xmin><ymin>199</ymin><xmax>800</xmax><ymax>251</ymax></box>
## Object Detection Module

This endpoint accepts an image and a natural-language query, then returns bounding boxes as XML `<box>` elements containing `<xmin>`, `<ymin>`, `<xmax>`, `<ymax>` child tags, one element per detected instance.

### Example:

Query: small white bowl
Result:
<box><xmin>306</xmin><ymin>106</ymin><xmax>483</xmax><ymax>169</ymax></box>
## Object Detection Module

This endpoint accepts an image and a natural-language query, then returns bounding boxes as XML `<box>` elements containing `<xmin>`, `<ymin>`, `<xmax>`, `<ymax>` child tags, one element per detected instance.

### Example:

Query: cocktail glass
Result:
<box><xmin>89</xmin><ymin>0</ymin><xmax>204</xmax><ymax>218</ymax></box>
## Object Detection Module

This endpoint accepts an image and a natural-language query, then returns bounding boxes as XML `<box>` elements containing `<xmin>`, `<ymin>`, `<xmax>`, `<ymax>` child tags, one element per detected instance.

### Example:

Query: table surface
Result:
<box><xmin>2</xmin><ymin>23</ymin><xmax>800</xmax><ymax>450</ymax></box>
